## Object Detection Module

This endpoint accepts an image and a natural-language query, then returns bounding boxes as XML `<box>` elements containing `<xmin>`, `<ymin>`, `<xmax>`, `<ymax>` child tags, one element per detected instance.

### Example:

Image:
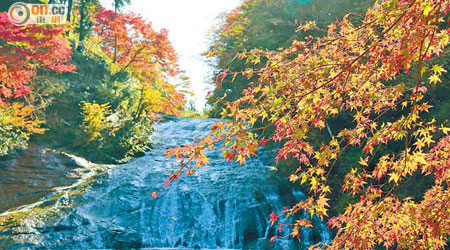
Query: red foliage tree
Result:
<box><xmin>93</xmin><ymin>9</ymin><xmax>178</xmax><ymax>77</ymax></box>
<box><xmin>0</xmin><ymin>13</ymin><xmax>75</xmax><ymax>106</ymax></box>
<box><xmin>93</xmin><ymin>8</ymin><xmax>185</xmax><ymax>117</ymax></box>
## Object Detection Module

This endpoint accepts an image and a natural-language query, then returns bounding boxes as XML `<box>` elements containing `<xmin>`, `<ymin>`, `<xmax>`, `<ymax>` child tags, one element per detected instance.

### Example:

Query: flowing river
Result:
<box><xmin>0</xmin><ymin>118</ymin><xmax>330</xmax><ymax>249</ymax></box>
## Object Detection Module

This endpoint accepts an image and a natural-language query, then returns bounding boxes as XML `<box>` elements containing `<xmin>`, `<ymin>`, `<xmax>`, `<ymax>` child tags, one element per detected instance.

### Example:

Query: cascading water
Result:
<box><xmin>0</xmin><ymin>118</ymin><xmax>330</xmax><ymax>249</ymax></box>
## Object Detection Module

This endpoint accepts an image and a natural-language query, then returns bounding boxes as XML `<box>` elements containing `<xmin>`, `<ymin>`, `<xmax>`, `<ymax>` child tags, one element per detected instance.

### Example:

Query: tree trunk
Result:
<box><xmin>113</xmin><ymin>35</ymin><xmax>118</xmax><ymax>63</ymax></box>
<box><xmin>77</xmin><ymin>0</ymin><xmax>86</xmax><ymax>44</ymax></box>
<box><xmin>133</xmin><ymin>87</ymin><xmax>145</xmax><ymax>122</ymax></box>
<box><xmin>67</xmin><ymin>0</ymin><xmax>73</xmax><ymax>22</ymax></box>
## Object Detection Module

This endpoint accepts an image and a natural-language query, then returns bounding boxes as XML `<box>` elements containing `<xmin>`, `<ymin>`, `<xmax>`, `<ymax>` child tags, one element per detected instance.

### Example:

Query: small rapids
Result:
<box><xmin>0</xmin><ymin>118</ymin><xmax>330</xmax><ymax>249</ymax></box>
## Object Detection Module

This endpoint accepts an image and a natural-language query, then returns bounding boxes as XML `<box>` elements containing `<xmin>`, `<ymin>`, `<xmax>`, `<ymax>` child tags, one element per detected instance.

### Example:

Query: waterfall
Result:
<box><xmin>0</xmin><ymin>118</ymin><xmax>330</xmax><ymax>249</ymax></box>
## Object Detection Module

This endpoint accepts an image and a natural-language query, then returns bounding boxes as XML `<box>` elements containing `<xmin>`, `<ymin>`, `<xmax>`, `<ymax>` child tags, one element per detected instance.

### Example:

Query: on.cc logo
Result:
<box><xmin>8</xmin><ymin>2</ymin><xmax>30</xmax><ymax>26</ymax></box>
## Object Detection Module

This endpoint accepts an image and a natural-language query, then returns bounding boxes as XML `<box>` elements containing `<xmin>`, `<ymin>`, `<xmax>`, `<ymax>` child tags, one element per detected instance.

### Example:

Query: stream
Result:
<box><xmin>0</xmin><ymin>118</ymin><xmax>330</xmax><ymax>249</ymax></box>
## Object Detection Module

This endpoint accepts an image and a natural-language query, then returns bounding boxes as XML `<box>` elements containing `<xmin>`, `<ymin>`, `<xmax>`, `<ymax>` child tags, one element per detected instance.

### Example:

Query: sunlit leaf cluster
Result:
<box><xmin>80</xmin><ymin>101</ymin><xmax>114</xmax><ymax>141</ymax></box>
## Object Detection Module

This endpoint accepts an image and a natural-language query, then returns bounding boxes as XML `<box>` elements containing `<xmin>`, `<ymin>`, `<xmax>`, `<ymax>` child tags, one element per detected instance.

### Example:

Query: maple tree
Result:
<box><xmin>164</xmin><ymin>0</ymin><xmax>450</xmax><ymax>249</ymax></box>
<box><xmin>0</xmin><ymin>12</ymin><xmax>75</xmax><ymax>154</ymax></box>
<box><xmin>204</xmin><ymin>0</ymin><xmax>303</xmax><ymax>116</ymax></box>
<box><xmin>93</xmin><ymin>8</ymin><xmax>185</xmax><ymax>117</ymax></box>
<box><xmin>205</xmin><ymin>0</ymin><xmax>373</xmax><ymax>117</ymax></box>
<box><xmin>0</xmin><ymin>13</ymin><xmax>75</xmax><ymax>105</ymax></box>
<box><xmin>93</xmin><ymin>9</ymin><xmax>178</xmax><ymax>76</ymax></box>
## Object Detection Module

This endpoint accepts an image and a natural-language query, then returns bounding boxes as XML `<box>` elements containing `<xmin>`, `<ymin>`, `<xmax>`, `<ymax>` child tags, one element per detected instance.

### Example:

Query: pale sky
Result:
<box><xmin>101</xmin><ymin>0</ymin><xmax>242</xmax><ymax>111</ymax></box>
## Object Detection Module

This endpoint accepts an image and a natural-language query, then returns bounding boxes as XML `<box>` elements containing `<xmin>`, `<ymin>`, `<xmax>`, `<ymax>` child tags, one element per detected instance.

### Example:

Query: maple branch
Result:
<box><xmin>290</xmin><ymin>2</ymin><xmax>416</xmax><ymax>101</ymax></box>
<box><xmin>405</xmin><ymin>39</ymin><xmax>425</xmax><ymax>168</ymax></box>
<box><xmin>120</xmin><ymin>46</ymin><xmax>145</xmax><ymax>72</ymax></box>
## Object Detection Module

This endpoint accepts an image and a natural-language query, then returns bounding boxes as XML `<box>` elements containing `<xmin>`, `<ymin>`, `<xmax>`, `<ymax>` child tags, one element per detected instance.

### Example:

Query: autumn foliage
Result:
<box><xmin>93</xmin><ymin>8</ymin><xmax>184</xmax><ymax>117</ymax></box>
<box><xmin>93</xmin><ymin>9</ymin><xmax>178</xmax><ymax>75</ymax></box>
<box><xmin>80</xmin><ymin>101</ymin><xmax>113</xmax><ymax>141</ymax></box>
<box><xmin>0</xmin><ymin>3</ymin><xmax>186</xmax><ymax>158</ymax></box>
<box><xmin>0</xmin><ymin>13</ymin><xmax>75</xmax><ymax>154</ymax></box>
<box><xmin>165</xmin><ymin>0</ymin><xmax>450</xmax><ymax>249</ymax></box>
<box><xmin>0</xmin><ymin>13</ymin><xmax>75</xmax><ymax>105</ymax></box>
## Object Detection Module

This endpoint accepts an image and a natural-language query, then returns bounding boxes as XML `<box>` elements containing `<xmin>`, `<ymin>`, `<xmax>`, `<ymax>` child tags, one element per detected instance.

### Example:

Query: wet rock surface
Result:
<box><xmin>0</xmin><ymin>146</ymin><xmax>79</xmax><ymax>213</ymax></box>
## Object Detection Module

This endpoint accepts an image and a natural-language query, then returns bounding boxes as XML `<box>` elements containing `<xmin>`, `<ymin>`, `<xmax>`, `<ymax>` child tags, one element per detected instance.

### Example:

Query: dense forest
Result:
<box><xmin>0</xmin><ymin>0</ymin><xmax>450</xmax><ymax>249</ymax></box>
<box><xmin>0</xmin><ymin>0</ymin><xmax>192</xmax><ymax>163</ymax></box>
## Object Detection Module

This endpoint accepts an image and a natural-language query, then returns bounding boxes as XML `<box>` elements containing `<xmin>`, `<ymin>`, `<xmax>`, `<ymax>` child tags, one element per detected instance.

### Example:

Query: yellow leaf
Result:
<box><xmin>359</xmin><ymin>157</ymin><xmax>369</xmax><ymax>167</ymax></box>
<box><xmin>440</xmin><ymin>125</ymin><xmax>450</xmax><ymax>135</ymax></box>
<box><xmin>420</xmin><ymin>66</ymin><xmax>428</xmax><ymax>76</ymax></box>
<box><xmin>389</xmin><ymin>172</ymin><xmax>400</xmax><ymax>183</ymax></box>
<box><xmin>423</xmin><ymin>4</ymin><xmax>433</xmax><ymax>16</ymax></box>
<box><xmin>402</xmin><ymin>101</ymin><xmax>408</xmax><ymax>109</ymax></box>
<box><xmin>432</xmin><ymin>64</ymin><xmax>447</xmax><ymax>75</ymax></box>
<box><xmin>429</xmin><ymin>74</ymin><xmax>441</xmax><ymax>84</ymax></box>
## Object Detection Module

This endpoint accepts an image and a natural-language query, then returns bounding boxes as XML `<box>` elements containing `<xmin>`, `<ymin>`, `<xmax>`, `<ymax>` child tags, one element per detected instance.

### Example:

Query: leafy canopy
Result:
<box><xmin>93</xmin><ymin>8</ymin><xmax>185</xmax><ymax>117</ymax></box>
<box><xmin>0</xmin><ymin>13</ymin><xmax>75</xmax><ymax>154</ymax></box>
<box><xmin>0</xmin><ymin>13</ymin><xmax>75</xmax><ymax>104</ymax></box>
